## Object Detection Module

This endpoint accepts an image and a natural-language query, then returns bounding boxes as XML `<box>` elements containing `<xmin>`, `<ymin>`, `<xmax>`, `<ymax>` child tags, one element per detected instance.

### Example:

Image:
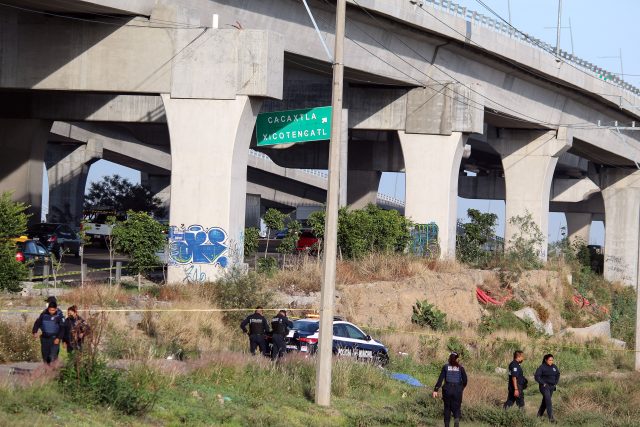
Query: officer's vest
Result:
<box><xmin>249</xmin><ymin>317</ymin><xmax>265</xmax><ymax>335</ymax></box>
<box><xmin>41</xmin><ymin>314</ymin><xmax>61</xmax><ymax>336</ymax></box>
<box><xmin>272</xmin><ymin>317</ymin><xmax>286</xmax><ymax>335</ymax></box>
<box><xmin>445</xmin><ymin>364</ymin><xmax>463</xmax><ymax>384</ymax></box>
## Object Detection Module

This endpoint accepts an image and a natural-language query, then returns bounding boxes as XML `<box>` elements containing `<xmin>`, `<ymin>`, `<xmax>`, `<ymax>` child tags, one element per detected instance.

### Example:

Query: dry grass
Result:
<box><xmin>263</xmin><ymin>253</ymin><xmax>469</xmax><ymax>295</ymax></box>
<box><xmin>61</xmin><ymin>283</ymin><xmax>132</xmax><ymax>308</ymax></box>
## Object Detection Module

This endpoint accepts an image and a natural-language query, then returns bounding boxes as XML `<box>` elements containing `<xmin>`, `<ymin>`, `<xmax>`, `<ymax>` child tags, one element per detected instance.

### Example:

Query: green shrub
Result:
<box><xmin>112</xmin><ymin>211</ymin><xmax>165</xmax><ymax>277</ymax></box>
<box><xmin>310</xmin><ymin>205</ymin><xmax>412</xmax><ymax>260</ymax></box>
<box><xmin>610</xmin><ymin>285</ymin><xmax>636</xmax><ymax>347</ymax></box>
<box><xmin>456</xmin><ymin>208</ymin><xmax>498</xmax><ymax>267</ymax></box>
<box><xmin>205</xmin><ymin>268</ymin><xmax>274</xmax><ymax>325</ymax></box>
<box><xmin>257</xmin><ymin>257</ymin><xmax>278</xmax><ymax>275</ymax></box>
<box><xmin>504</xmin><ymin>298</ymin><xmax>525</xmax><ymax>311</ymax></box>
<box><xmin>243</xmin><ymin>227</ymin><xmax>260</xmax><ymax>257</ymax></box>
<box><xmin>0</xmin><ymin>192</ymin><xmax>29</xmax><ymax>292</ymax></box>
<box><xmin>505</xmin><ymin>212</ymin><xmax>544</xmax><ymax>271</ymax></box>
<box><xmin>59</xmin><ymin>355</ymin><xmax>160</xmax><ymax>415</ymax></box>
<box><xmin>411</xmin><ymin>300</ymin><xmax>447</xmax><ymax>331</ymax></box>
<box><xmin>446</xmin><ymin>336</ymin><xmax>467</xmax><ymax>358</ymax></box>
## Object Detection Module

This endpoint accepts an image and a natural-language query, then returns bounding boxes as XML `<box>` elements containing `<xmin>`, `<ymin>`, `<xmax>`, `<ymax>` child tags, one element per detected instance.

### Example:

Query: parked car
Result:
<box><xmin>296</xmin><ymin>230</ymin><xmax>319</xmax><ymax>253</ymax></box>
<box><xmin>15</xmin><ymin>237</ymin><xmax>51</xmax><ymax>277</ymax></box>
<box><xmin>27</xmin><ymin>223</ymin><xmax>80</xmax><ymax>258</ymax></box>
<box><xmin>82</xmin><ymin>209</ymin><xmax>123</xmax><ymax>246</ymax></box>
<box><xmin>281</xmin><ymin>316</ymin><xmax>389</xmax><ymax>366</ymax></box>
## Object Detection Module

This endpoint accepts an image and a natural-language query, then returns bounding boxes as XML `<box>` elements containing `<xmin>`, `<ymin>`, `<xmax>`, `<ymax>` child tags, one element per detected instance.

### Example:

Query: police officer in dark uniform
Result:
<box><xmin>32</xmin><ymin>301</ymin><xmax>65</xmax><ymax>365</ymax></box>
<box><xmin>270</xmin><ymin>310</ymin><xmax>293</xmax><ymax>360</ymax></box>
<box><xmin>240</xmin><ymin>306</ymin><xmax>270</xmax><ymax>356</ymax></box>
<box><xmin>433</xmin><ymin>352</ymin><xmax>468</xmax><ymax>427</ymax></box>
<box><xmin>503</xmin><ymin>350</ymin><xmax>527</xmax><ymax>410</ymax></box>
<box><xmin>534</xmin><ymin>353</ymin><xmax>560</xmax><ymax>423</ymax></box>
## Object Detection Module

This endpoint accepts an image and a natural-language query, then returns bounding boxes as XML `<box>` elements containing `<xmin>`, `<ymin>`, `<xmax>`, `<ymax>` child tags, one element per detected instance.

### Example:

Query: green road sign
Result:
<box><xmin>256</xmin><ymin>106</ymin><xmax>332</xmax><ymax>146</ymax></box>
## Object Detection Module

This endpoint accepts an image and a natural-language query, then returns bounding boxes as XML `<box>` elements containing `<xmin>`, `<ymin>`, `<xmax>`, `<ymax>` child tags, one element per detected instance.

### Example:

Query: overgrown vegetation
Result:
<box><xmin>112</xmin><ymin>211</ymin><xmax>165</xmax><ymax>278</ymax></box>
<box><xmin>411</xmin><ymin>299</ymin><xmax>447</xmax><ymax>331</ymax></box>
<box><xmin>310</xmin><ymin>204</ymin><xmax>412</xmax><ymax>260</ymax></box>
<box><xmin>243</xmin><ymin>227</ymin><xmax>260</xmax><ymax>257</ymax></box>
<box><xmin>0</xmin><ymin>192</ymin><xmax>29</xmax><ymax>292</ymax></box>
<box><xmin>456</xmin><ymin>208</ymin><xmax>498</xmax><ymax>267</ymax></box>
<box><xmin>262</xmin><ymin>208</ymin><xmax>285</xmax><ymax>258</ymax></box>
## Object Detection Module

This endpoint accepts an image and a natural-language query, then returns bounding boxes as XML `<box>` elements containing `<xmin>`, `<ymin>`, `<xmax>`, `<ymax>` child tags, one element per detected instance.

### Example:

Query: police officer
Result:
<box><xmin>240</xmin><ymin>306</ymin><xmax>270</xmax><ymax>356</ymax></box>
<box><xmin>32</xmin><ymin>301</ymin><xmax>65</xmax><ymax>365</ymax></box>
<box><xmin>433</xmin><ymin>352</ymin><xmax>468</xmax><ymax>427</ymax></box>
<box><xmin>503</xmin><ymin>350</ymin><xmax>527</xmax><ymax>410</ymax></box>
<box><xmin>270</xmin><ymin>310</ymin><xmax>293</xmax><ymax>360</ymax></box>
<box><xmin>534</xmin><ymin>353</ymin><xmax>560</xmax><ymax>423</ymax></box>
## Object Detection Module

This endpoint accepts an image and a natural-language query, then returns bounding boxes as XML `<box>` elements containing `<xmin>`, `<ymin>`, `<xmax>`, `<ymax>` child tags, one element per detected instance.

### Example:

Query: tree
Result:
<box><xmin>85</xmin><ymin>175</ymin><xmax>164</xmax><ymax>218</ymax></box>
<box><xmin>262</xmin><ymin>208</ymin><xmax>285</xmax><ymax>258</ymax></box>
<box><xmin>456</xmin><ymin>208</ymin><xmax>498</xmax><ymax>266</ymax></box>
<box><xmin>308</xmin><ymin>204</ymin><xmax>412</xmax><ymax>260</ymax></box>
<box><xmin>506</xmin><ymin>211</ymin><xmax>545</xmax><ymax>270</ymax></box>
<box><xmin>243</xmin><ymin>227</ymin><xmax>260</xmax><ymax>258</ymax></box>
<box><xmin>277</xmin><ymin>219</ymin><xmax>301</xmax><ymax>267</ymax></box>
<box><xmin>0</xmin><ymin>192</ymin><xmax>29</xmax><ymax>292</ymax></box>
<box><xmin>112</xmin><ymin>211</ymin><xmax>165</xmax><ymax>287</ymax></box>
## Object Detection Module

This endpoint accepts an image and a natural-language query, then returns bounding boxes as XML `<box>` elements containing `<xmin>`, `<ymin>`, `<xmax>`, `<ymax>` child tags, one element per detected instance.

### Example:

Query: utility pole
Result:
<box><xmin>636</xmin><ymin>208</ymin><xmax>640</xmax><ymax>371</ymax></box>
<box><xmin>507</xmin><ymin>0</ymin><xmax>511</xmax><ymax>25</ymax></box>
<box><xmin>315</xmin><ymin>0</ymin><xmax>345</xmax><ymax>407</ymax></box>
<box><xmin>555</xmin><ymin>0</ymin><xmax>562</xmax><ymax>56</ymax></box>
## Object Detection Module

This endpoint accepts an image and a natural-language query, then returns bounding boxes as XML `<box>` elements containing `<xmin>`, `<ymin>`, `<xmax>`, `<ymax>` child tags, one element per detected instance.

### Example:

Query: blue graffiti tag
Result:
<box><xmin>168</xmin><ymin>225</ymin><xmax>229</xmax><ymax>267</ymax></box>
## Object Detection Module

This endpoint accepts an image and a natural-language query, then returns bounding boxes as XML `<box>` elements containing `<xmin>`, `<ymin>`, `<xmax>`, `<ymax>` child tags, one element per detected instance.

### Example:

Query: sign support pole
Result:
<box><xmin>315</xmin><ymin>0</ymin><xmax>345</xmax><ymax>407</ymax></box>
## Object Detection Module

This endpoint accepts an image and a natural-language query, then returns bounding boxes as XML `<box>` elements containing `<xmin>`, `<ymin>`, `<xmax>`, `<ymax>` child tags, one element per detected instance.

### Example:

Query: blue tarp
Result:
<box><xmin>390</xmin><ymin>372</ymin><xmax>423</xmax><ymax>387</ymax></box>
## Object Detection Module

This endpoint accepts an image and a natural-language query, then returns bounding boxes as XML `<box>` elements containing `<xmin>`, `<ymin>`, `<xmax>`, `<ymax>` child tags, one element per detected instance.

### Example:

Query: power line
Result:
<box><xmin>347</xmin><ymin>0</ymin><xmax>610</xmax><ymax>130</ymax></box>
<box><xmin>0</xmin><ymin>1</ymin><xmax>207</xmax><ymax>29</ymax></box>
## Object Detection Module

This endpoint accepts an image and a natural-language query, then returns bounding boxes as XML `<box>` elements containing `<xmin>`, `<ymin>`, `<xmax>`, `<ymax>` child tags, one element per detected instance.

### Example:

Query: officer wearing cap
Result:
<box><xmin>270</xmin><ymin>310</ymin><xmax>293</xmax><ymax>360</ymax></box>
<box><xmin>240</xmin><ymin>306</ymin><xmax>270</xmax><ymax>356</ymax></box>
<box><xmin>432</xmin><ymin>352</ymin><xmax>468</xmax><ymax>427</ymax></box>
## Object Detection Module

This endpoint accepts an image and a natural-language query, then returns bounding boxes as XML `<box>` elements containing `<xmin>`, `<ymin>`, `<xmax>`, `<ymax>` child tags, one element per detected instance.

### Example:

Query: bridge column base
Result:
<box><xmin>162</xmin><ymin>95</ymin><xmax>262</xmax><ymax>284</ymax></box>
<box><xmin>599</xmin><ymin>168</ymin><xmax>640</xmax><ymax>287</ymax></box>
<box><xmin>347</xmin><ymin>170</ymin><xmax>381</xmax><ymax>210</ymax></box>
<box><xmin>45</xmin><ymin>141</ymin><xmax>101</xmax><ymax>227</ymax></box>
<box><xmin>565</xmin><ymin>212</ymin><xmax>592</xmax><ymax>245</ymax></box>
<box><xmin>0</xmin><ymin>119</ymin><xmax>52</xmax><ymax>224</ymax></box>
<box><xmin>489</xmin><ymin>129</ymin><xmax>571</xmax><ymax>261</ymax></box>
<box><xmin>398</xmin><ymin>131</ymin><xmax>467</xmax><ymax>259</ymax></box>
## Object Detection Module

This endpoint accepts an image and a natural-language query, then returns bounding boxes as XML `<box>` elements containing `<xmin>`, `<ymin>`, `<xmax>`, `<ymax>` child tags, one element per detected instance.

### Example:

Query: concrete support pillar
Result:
<box><xmin>599</xmin><ymin>168</ymin><xmax>640</xmax><ymax>287</ymax></box>
<box><xmin>162</xmin><ymin>95</ymin><xmax>262</xmax><ymax>284</ymax></box>
<box><xmin>45</xmin><ymin>142</ymin><xmax>101</xmax><ymax>226</ymax></box>
<box><xmin>141</xmin><ymin>172</ymin><xmax>170</xmax><ymax>220</ymax></box>
<box><xmin>0</xmin><ymin>119</ymin><xmax>52</xmax><ymax>223</ymax></box>
<box><xmin>347</xmin><ymin>170</ymin><xmax>381</xmax><ymax>210</ymax></box>
<box><xmin>565</xmin><ymin>212</ymin><xmax>592</xmax><ymax>245</ymax></box>
<box><xmin>489</xmin><ymin>129</ymin><xmax>571</xmax><ymax>260</ymax></box>
<box><xmin>398</xmin><ymin>131</ymin><xmax>467</xmax><ymax>258</ymax></box>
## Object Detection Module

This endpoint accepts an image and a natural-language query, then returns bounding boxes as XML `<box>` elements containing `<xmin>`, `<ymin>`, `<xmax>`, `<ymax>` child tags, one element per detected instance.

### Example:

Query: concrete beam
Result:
<box><xmin>0</xmin><ymin>8</ymin><xmax>283</xmax><ymax>98</ymax></box>
<box><xmin>50</xmin><ymin>122</ymin><xmax>171</xmax><ymax>173</ymax></box>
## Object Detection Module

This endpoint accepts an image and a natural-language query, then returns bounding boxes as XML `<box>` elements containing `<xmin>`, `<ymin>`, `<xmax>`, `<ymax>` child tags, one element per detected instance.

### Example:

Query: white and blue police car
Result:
<box><xmin>286</xmin><ymin>316</ymin><xmax>389</xmax><ymax>366</ymax></box>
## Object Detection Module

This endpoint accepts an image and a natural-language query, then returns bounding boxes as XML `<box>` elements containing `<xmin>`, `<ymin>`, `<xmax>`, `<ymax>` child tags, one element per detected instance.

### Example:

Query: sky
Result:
<box><xmin>46</xmin><ymin>0</ymin><xmax>638</xmax><ymax>245</ymax></box>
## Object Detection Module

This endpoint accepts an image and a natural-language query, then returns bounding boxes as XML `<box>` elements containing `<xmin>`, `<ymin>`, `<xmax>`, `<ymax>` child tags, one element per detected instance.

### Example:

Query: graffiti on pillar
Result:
<box><xmin>409</xmin><ymin>223</ymin><xmax>440</xmax><ymax>259</ymax></box>
<box><xmin>605</xmin><ymin>255</ymin><xmax>632</xmax><ymax>282</ymax></box>
<box><xmin>183</xmin><ymin>264</ymin><xmax>207</xmax><ymax>284</ymax></box>
<box><xmin>168</xmin><ymin>225</ymin><xmax>229</xmax><ymax>268</ymax></box>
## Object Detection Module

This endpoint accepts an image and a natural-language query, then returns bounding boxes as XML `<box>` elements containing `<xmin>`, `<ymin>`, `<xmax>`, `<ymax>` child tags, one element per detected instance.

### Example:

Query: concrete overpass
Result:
<box><xmin>1</xmin><ymin>0</ymin><xmax>640</xmax><ymax>285</ymax></box>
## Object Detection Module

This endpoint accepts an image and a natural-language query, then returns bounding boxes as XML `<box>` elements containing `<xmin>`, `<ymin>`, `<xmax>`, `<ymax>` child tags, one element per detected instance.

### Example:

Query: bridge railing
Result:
<box><xmin>415</xmin><ymin>0</ymin><xmax>640</xmax><ymax>96</ymax></box>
